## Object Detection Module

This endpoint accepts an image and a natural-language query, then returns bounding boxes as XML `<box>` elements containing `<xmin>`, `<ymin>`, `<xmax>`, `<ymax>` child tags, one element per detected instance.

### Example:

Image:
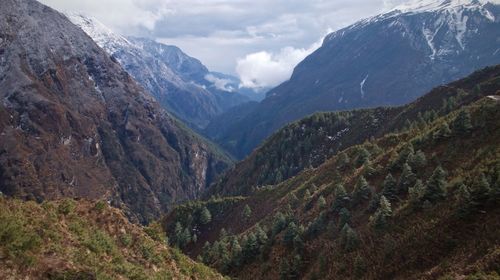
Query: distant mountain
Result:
<box><xmin>0</xmin><ymin>0</ymin><xmax>232</xmax><ymax>223</ymax></box>
<box><xmin>209</xmin><ymin>65</ymin><xmax>500</xmax><ymax>197</ymax></box>
<box><xmin>206</xmin><ymin>0</ymin><xmax>500</xmax><ymax>158</ymax></box>
<box><xmin>68</xmin><ymin>14</ymin><xmax>256</xmax><ymax>129</ymax></box>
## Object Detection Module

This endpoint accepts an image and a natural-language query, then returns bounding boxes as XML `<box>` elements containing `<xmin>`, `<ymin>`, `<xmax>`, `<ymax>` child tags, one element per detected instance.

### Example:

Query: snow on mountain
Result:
<box><xmin>67</xmin><ymin>13</ymin><xmax>251</xmax><ymax>129</ymax></box>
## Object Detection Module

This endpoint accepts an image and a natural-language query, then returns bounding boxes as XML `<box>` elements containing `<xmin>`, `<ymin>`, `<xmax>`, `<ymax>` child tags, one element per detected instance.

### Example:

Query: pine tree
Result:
<box><xmin>392</xmin><ymin>144</ymin><xmax>414</xmax><ymax>170</ymax></box>
<box><xmin>230</xmin><ymin>237</ymin><xmax>242</xmax><ymax>267</ymax></box>
<box><xmin>283</xmin><ymin>222</ymin><xmax>298</xmax><ymax>248</ymax></box>
<box><xmin>332</xmin><ymin>184</ymin><xmax>349</xmax><ymax>212</ymax></box>
<box><xmin>201</xmin><ymin>241</ymin><xmax>212</xmax><ymax>263</ymax></box>
<box><xmin>337</xmin><ymin>152</ymin><xmax>350</xmax><ymax>170</ymax></box>
<box><xmin>408</xmin><ymin>179</ymin><xmax>425</xmax><ymax>206</ymax></box>
<box><xmin>382</xmin><ymin>173</ymin><xmax>397</xmax><ymax>201</ymax></box>
<box><xmin>242</xmin><ymin>233</ymin><xmax>258</xmax><ymax>260</ymax></box>
<box><xmin>356</xmin><ymin>148</ymin><xmax>370</xmax><ymax>167</ymax></box>
<box><xmin>242</xmin><ymin>204</ymin><xmax>252</xmax><ymax>220</ymax></box>
<box><xmin>340</xmin><ymin>224</ymin><xmax>359</xmax><ymax>252</ymax></box>
<box><xmin>318</xmin><ymin>195</ymin><xmax>327</xmax><ymax>210</ymax></box>
<box><xmin>456</xmin><ymin>183</ymin><xmax>472</xmax><ymax>217</ymax></box>
<box><xmin>272</xmin><ymin>212</ymin><xmax>287</xmax><ymax>236</ymax></box>
<box><xmin>352</xmin><ymin>176</ymin><xmax>371</xmax><ymax>206</ymax></box>
<box><xmin>425</xmin><ymin>166</ymin><xmax>447</xmax><ymax>202</ymax></box>
<box><xmin>255</xmin><ymin>224</ymin><xmax>268</xmax><ymax>245</ymax></box>
<box><xmin>371</xmin><ymin>196</ymin><xmax>392</xmax><ymax>230</ymax></box>
<box><xmin>304</xmin><ymin>189</ymin><xmax>312</xmax><ymax>200</ymax></box>
<box><xmin>410</xmin><ymin>150</ymin><xmax>427</xmax><ymax>169</ymax></box>
<box><xmin>200</xmin><ymin>206</ymin><xmax>212</xmax><ymax>225</ymax></box>
<box><xmin>452</xmin><ymin>110</ymin><xmax>472</xmax><ymax>134</ymax></box>
<box><xmin>363</xmin><ymin>160</ymin><xmax>377</xmax><ymax>177</ymax></box>
<box><xmin>434</xmin><ymin>122</ymin><xmax>452</xmax><ymax>139</ymax></box>
<box><xmin>472</xmin><ymin>173</ymin><xmax>491</xmax><ymax>202</ymax></box>
<box><xmin>339</xmin><ymin>208</ymin><xmax>351</xmax><ymax>228</ymax></box>
<box><xmin>399</xmin><ymin>163</ymin><xmax>416</xmax><ymax>193</ymax></box>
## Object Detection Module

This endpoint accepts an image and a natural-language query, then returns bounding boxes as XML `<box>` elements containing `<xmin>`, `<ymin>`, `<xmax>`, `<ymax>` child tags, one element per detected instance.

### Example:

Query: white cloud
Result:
<box><xmin>204</xmin><ymin>74</ymin><xmax>235</xmax><ymax>92</ymax></box>
<box><xmin>236</xmin><ymin>36</ymin><xmax>324</xmax><ymax>89</ymax></box>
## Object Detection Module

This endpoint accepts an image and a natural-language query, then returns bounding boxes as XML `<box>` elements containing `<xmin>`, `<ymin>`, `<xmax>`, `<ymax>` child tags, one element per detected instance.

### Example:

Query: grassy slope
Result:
<box><xmin>209</xmin><ymin>65</ymin><xmax>500</xmax><ymax>197</ymax></box>
<box><xmin>0</xmin><ymin>198</ymin><xmax>224</xmax><ymax>280</ymax></box>
<box><xmin>166</xmin><ymin>95</ymin><xmax>500</xmax><ymax>279</ymax></box>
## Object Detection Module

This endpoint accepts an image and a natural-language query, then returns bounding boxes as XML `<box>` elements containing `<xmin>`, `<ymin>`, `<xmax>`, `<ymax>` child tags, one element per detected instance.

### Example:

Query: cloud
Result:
<box><xmin>204</xmin><ymin>74</ymin><xmax>235</xmax><ymax>92</ymax></box>
<box><xmin>40</xmin><ymin>0</ymin><xmax>398</xmax><ymax>75</ymax></box>
<box><xmin>236</xmin><ymin>36</ymin><xmax>324</xmax><ymax>89</ymax></box>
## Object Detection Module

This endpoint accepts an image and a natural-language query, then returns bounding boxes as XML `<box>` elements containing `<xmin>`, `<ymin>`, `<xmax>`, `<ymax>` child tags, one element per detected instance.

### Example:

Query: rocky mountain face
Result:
<box><xmin>206</xmin><ymin>0</ymin><xmax>500</xmax><ymax>159</ymax></box>
<box><xmin>68</xmin><ymin>14</ymin><xmax>255</xmax><ymax>129</ymax></box>
<box><xmin>0</xmin><ymin>0</ymin><xmax>232</xmax><ymax>223</ymax></box>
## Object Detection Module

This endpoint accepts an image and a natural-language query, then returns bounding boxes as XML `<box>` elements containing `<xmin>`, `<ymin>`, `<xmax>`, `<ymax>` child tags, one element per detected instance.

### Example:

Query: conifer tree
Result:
<box><xmin>304</xmin><ymin>189</ymin><xmax>312</xmax><ymax>200</ymax></box>
<box><xmin>452</xmin><ymin>110</ymin><xmax>472</xmax><ymax>134</ymax></box>
<box><xmin>337</xmin><ymin>152</ymin><xmax>350</xmax><ymax>170</ymax></box>
<box><xmin>399</xmin><ymin>163</ymin><xmax>416</xmax><ymax>193</ymax></box>
<box><xmin>434</xmin><ymin>122</ymin><xmax>452</xmax><ymax>139</ymax></box>
<box><xmin>242</xmin><ymin>204</ymin><xmax>252</xmax><ymax>220</ymax></box>
<box><xmin>456</xmin><ymin>183</ymin><xmax>472</xmax><ymax>217</ymax></box>
<box><xmin>382</xmin><ymin>173</ymin><xmax>397</xmax><ymax>201</ymax></box>
<box><xmin>425</xmin><ymin>166</ymin><xmax>447</xmax><ymax>202</ymax></box>
<box><xmin>410</xmin><ymin>150</ymin><xmax>427</xmax><ymax>169</ymax></box>
<box><xmin>200</xmin><ymin>206</ymin><xmax>212</xmax><ymax>225</ymax></box>
<box><xmin>340</xmin><ymin>224</ymin><xmax>359</xmax><ymax>252</ymax></box>
<box><xmin>472</xmin><ymin>173</ymin><xmax>491</xmax><ymax>202</ymax></box>
<box><xmin>356</xmin><ymin>148</ymin><xmax>370</xmax><ymax>167</ymax></box>
<box><xmin>352</xmin><ymin>176</ymin><xmax>371</xmax><ymax>206</ymax></box>
<box><xmin>339</xmin><ymin>208</ymin><xmax>351</xmax><ymax>228</ymax></box>
<box><xmin>408</xmin><ymin>179</ymin><xmax>425</xmax><ymax>205</ymax></box>
<box><xmin>318</xmin><ymin>195</ymin><xmax>327</xmax><ymax>210</ymax></box>
<box><xmin>284</xmin><ymin>222</ymin><xmax>298</xmax><ymax>248</ymax></box>
<box><xmin>371</xmin><ymin>195</ymin><xmax>392</xmax><ymax>230</ymax></box>
<box><xmin>332</xmin><ymin>184</ymin><xmax>349</xmax><ymax>212</ymax></box>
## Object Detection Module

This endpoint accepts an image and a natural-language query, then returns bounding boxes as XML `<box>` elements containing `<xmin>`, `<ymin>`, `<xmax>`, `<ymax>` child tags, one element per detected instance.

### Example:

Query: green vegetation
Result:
<box><xmin>0</xmin><ymin>198</ymin><xmax>223</xmax><ymax>279</ymax></box>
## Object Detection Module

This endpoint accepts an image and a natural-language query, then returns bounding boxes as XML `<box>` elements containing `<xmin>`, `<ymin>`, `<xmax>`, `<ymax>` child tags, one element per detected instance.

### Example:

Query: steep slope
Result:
<box><xmin>165</xmin><ymin>90</ymin><xmax>500</xmax><ymax>279</ymax></box>
<box><xmin>0</xmin><ymin>0</ymin><xmax>231</xmax><ymax>223</ymax></box>
<box><xmin>68</xmin><ymin>14</ymin><xmax>252</xmax><ymax>129</ymax></box>
<box><xmin>0</xmin><ymin>197</ymin><xmax>224</xmax><ymax>279</ymax></box>
<box><xmin>211</xmin><ymin>65</ymin><xmax>500</xmax><ymax>197</ymax></box>
<box><xmin>206</xmin><ymin>0</ymin><xmax>500</xmax><ymax>158</ymax></box>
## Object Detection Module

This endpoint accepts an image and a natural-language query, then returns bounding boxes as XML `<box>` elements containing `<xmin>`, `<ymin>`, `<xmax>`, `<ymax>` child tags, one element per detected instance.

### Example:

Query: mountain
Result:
<box><xmin>0</xmin><ymin>197</ymin><xmax>224</xmax><ymax>279</ymax></box>
<box><xmin>205</xmin><ymin>0</ymin><xmax>500</xmax><ymax>159</ymax></box>
<box><xmin>209</xmin><ymin>65</ymin><xmax>500</xmax><ymax>197</ymax></box>
<box><xmin>68</xmin><ymin>14</ymin><xmax>255</xmax><ymax>129</ymax></box>
<box><xmin>0</xmin><ymin>0</ymin><xmax>232</xmax><ymax>223</ymax></box>
<box><xmin>163</xmin><ymin>66</ymin><xmax>500</xmax><ymax>279</ymax></box>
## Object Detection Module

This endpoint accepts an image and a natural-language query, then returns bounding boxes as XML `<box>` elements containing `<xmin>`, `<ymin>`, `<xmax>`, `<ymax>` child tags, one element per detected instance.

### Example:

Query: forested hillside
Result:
<box><xmin>164</xmin><ymin>67</ymin><xmax>500</xmax><ymax>279</ymax></box>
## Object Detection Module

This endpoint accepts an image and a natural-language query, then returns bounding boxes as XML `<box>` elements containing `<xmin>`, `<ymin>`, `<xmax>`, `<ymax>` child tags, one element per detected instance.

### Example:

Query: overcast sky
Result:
<box><xmin>39</xmin><ymin>0</ymin><xmax>408</xmax><ymax>89</ymax></box>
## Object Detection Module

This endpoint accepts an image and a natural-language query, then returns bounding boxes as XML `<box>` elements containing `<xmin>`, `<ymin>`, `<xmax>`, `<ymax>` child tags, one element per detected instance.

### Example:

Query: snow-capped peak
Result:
<box><xmin>392</xmin><ymin>0</ymin><xmax>499</xmax><ymax>13</ymax></box>
<box><xmin>65</xmin><ymin>13</ymin><xmax>132</xmax><ymax>53</ymax></box>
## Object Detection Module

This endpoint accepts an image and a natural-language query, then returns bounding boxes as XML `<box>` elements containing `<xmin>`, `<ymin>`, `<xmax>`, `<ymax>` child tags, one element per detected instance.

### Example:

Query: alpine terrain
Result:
<box><xmin>206</xmin><ymin>0</ymin><xmax>500</xmax><ymax>158</ymax></box>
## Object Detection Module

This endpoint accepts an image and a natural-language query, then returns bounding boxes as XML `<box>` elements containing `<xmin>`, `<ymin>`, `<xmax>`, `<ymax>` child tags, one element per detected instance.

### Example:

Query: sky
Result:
<box><xmin>39</xmin><ymin>0</ymin><xmax>409</xmax><ymax>89</ymax></box>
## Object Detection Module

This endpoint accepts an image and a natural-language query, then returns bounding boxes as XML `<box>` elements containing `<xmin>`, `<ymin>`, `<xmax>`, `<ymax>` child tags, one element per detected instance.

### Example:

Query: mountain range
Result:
<box><xmin>68</xmin><ymin>14</ymin><xmax>263</xmax><ymax>130</ymax></box>
<box><xmin>205</xmin><ymin>0</ymin><xmax>500</xmax><ymax>159</ymax></box>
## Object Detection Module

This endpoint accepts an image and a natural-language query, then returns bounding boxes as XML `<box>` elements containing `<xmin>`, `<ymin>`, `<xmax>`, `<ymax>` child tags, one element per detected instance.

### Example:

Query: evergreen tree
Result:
<box><xmin>318</xmin><ymin>195</ymin><xmax>327</xmax><ymax>210</ymax></box>
<box><xmin>255</xmin><ymin>224</ymin><xmax>268</xmax><ymax>245</ymax></box>
<box><xmin>452</xmin><ymin>110</ymin><xmax>472</xmax><ymax>134</ymax></box>
<box><xmin>230</xmin><ymin>237</ymin><xmax>242</xmax><ymax>267</ymax></box>
<box><xmin>425</xmin><ymin>166</ymin><xmax>447</xmax><ymax>202</ymax></box>
<box><xmin>337</xmin><ymin>152</ymin><xmax>350</xmax><ymax>170</ymax></box>
<box><xmin>456</xmin><ymin>183</ymin><xmax>472</xmax><ymax>217</ymax></box>
<box><xmin>332</xmin><ymin>184</ymin><xmax>349</xmax><ymax>212</ymax></box>
<box><xmin>352</xmin><ymin>176</ymin><xmax>371</xmax><ymax>206</ymax></box>
<box><xmin>382</xmin><ymin>173</ymin><xmax>397</xmax><ymax>201</ymax></box>
<box><xmin>356</xmin><ymin>148</ymin><xmax>370</xmax><ymax>167</ymax></box>
<box><xmin>392</xmin><ymin>144</ymin><xmax>414</xmax><ymax>170</ymax></box>
<box><xmin>304</xmin><ymin>189</ymin><xmax>312</xmax><ymax>200</ymax></box>
<box><xmin>472</xmin><ymin>173</ymin><xmax>491</xmax><ymax>202</ymax></box>
<box><xmin>272</xmin><ymin>212</ymin><xmax>288</xmax><ymax>236</ymax></box>
<box><xmin>363</xmin><ymin>160</ymin><xmax>377</xmax><ymax>177</ymax></box>
<box><xmin>340</xmin><ymin>224</ymin><xmax>359</xmax><ymax>252</ymax></box>
<box><xmin>200</xmin><ymin>206</ymin><xmax>212</xmax><ymax>225</ymax></box>
<box><xmin>339</xmin><ymin>208</ymin><xmax>351</xmax><ymax>228</ymax></box>
<box><xmin>242</xmin><ymin>204</ymin><xmax>252</xmax><ymax>220</ymax></box>
<box><xmin>398</xmin><ymin>163</ymin><xmax>416</xmax><ymax>193</ymax></box>
<box><xmin>242</xmin><ymin>233</ymin><xmax>258</xmax><ymax>260</ymax></box>
<box><xmin>201</xmin><ymin>241</ymin><xmax>212</xmax><ymax>263</ymax></box>
<box><xmin>371</xmin><ymin>195</ymin><xmax>392</xmax><ymax>230</ymax></box>
<box><xmin>410</xmin><ymin>150</ymin><xmax>427</xmax><ymax>169</ymax></box>
<box><xmin>283</xmin><ymin>222</ymin><xmax>298</xmax><ymax>248</ymax></box>
<box><xmin>434</xmin><ymin>122</ymin><xmax>452</xmax><ymax>139</ymax></box>
<box><xmin>408</xmin><ymin>179</ymin><xmax>425</xmax><ymax>206</ymax></box>
<box><xmin>367</xmin><ymin>193</ymin><xmax>381</xmax><ymax>213</ymax></box>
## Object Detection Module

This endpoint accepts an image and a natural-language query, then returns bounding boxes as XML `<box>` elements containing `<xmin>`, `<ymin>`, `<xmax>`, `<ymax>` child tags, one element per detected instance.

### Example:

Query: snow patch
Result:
<box><xmin>360</xmin><ymin>75</ymin><xmax>369</xmax><ymax>98</ymax></box>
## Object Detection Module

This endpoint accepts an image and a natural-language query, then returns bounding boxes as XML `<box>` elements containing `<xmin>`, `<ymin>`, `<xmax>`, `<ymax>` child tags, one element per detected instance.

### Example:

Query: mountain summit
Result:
<box><xmin>206</xmin><ymin>0</ymin><xmax>500</xmax><ymax>159</ymax></box>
